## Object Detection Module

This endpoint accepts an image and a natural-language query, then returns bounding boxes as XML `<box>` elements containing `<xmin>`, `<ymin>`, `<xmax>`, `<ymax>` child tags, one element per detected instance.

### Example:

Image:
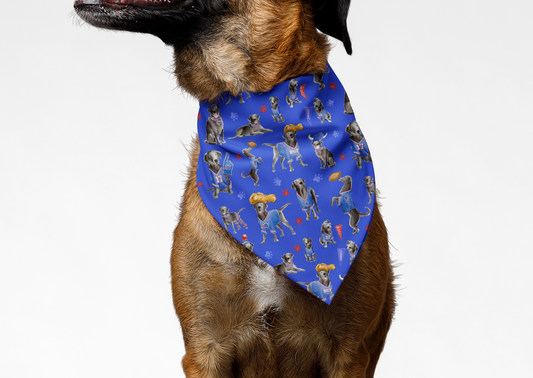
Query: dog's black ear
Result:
<box><xmin>203</xmin><ymin>153</ymin><xmax>209</xmax><ymax>163</ymax></box>
<box><xmin>291</xmin><ymin>182</ymin><xmax>296</xmax><ymax>189</ymax></box>
<box><xmin>311</xmin><ymin>0</ymin><xmax>352</xmax><ymax>54</ymax></box>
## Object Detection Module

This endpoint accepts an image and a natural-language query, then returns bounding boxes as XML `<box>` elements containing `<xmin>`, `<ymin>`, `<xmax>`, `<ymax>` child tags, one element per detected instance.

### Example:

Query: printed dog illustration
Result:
<box><xmin>313</xmin><ymin>65</ymin><xmax>330</xmax><ymax>90</ymax></box>
<box><xmin>286</xmin><ymin>78</ymin><xmax>301</xmax><ymax>107</ymax></box>
<box><xmin>204</xmin><ymin>150</ymin><xmax>234</xmax><ymax>199</ymax></box>
<box><xmin>291</xmin><ymin>178</ymin><xmax>320</xmax><ymax>220</ymax></box>
<box><xmin>249</xmin><ymin>193</ymin><xmax>295</xmax><ymax>244</ymax></box>
<box><xmin>226</xmin><ymin>91</ymin><xmax>251</xmax><ymax>105</ymax></box>
<box><xmin>331</xmin><ymin>175</ymin><xmax>371</xmax><ymax>234</ymax></box>
<box><xmin>347</xmin><ymin>240</ymin><xmax>359</xmax><ymax>265</ymax></box>
<box><xmin>273</xmin><ymin>253</ymin><xmax>306</xmax><ymax>274</ymax></box>
<box><xmin>269</xmin><ymin>96</ymin><xmax>285</xmax><ymax>123</ymax></box>
<box><xmin>241</xmin><ymin>147</ymin><xmax>263</xmax><ymax>186</ymax></box>
<box><xmin>302</xmin><ymin>237</ymin><xmax>317</xmax><ymax>262</ymax></box>
<box><xmin>218</xmin><ymin>206</ymin><xmax>247</xmax><ymax>234</ymax></box>
<box><xmin>319</xmin><ymin>219</ymin><xmax>336</xmax><ymax>247</ymax></box>
<box><xmin>75</xmin><ymin>0</ymin><xmax>396</xmax><ymax>376</ymax></box>
<box><xmin>344</xmin><ymin>91</ymin><xmax>354</xmax><ymax>114</ymax></box>
<box><xmin>297</xmin><ymin>263</ymin><xmax>336</xmax><ymax>302</ymax></box>
<box><xmin>313</xmin><ymin>98</ymin><xmax>332</xmax><ymax>123</ymax></box>
<box><xmin>241</xmin><ymin>234</ymin><xmax>254</xmax><ymax>252</ymax></box>
<box><xmin>262</xmin><ymin>123</ymin><xmax>308</xmax><ymax>172</ymax></box>
<box><xmin>229</xmin><ymin>114</ymin><xmax>273</xmax><ymax>138</ymax></box>
<box><xmin>205</xmin><ymin>104</ymin><xmax>225</xmax><ymax>144</ymax></box>
<box><xmin>346</xmin><ymin>120</ymin><xmax>373</xmax><ymax>169</ymax></box>
<box><xmin>309</xmin><ymin>132</ymin><xmax>335</xmax><ymax>168</ymax></box>
<box><xmin>364</xmin><ymin>175</ymin><xmax>376</xmax><ymax>204</ymax></box>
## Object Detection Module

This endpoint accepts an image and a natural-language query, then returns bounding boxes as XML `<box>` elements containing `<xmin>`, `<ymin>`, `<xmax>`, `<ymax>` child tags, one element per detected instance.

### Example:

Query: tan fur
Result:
<box><xmin>172</xmin><ymin>137</ymin><xmax>395</xmax><ymax>377</ymax></box>
<box><xmin>173</xmin><ymin>0</ymin><xmax>329</xmax><ymax>100</ymax></box>
<box><xmin>74</xmin><ymin>0</ymin><xmax>395</xmax><ymax>375</ymax></box>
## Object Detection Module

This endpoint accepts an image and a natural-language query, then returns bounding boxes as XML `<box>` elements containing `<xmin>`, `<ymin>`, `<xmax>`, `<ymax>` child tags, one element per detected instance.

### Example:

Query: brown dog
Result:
<box><xmin>74</xmin><ymin>0</ymin><xmax>395</xmax><ymax>377</ymax></box>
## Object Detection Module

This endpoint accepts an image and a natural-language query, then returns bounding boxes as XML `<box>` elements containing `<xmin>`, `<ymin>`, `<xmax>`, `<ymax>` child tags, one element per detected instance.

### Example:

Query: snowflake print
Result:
<box><xmin>265</xmin><ymin>251</ymin><xmax>273</xmax><ymax>260</ymax></box>
<box><xmin>329</xmin><ymin>82</ymin><xmax>337</xmax><ymax>90</ymax></box>
<box><xmin>333</xmin><ymin>130</ymin><xmax>339</xmax><ymax>138</ymax></box>
<box><xmin>326</xmin><ymin>99</ymin><xmax>334</xmax><ymax>107</ymax></box>
<box><xmin>293</xmin><ymin>245</ymin><xmax>301</xmax><ymax>252</ymax></box>
<box><xmin>313</xmin><ymin>174</ymin><xmax>323</xmax><ymax>183</ymax></box>
<box><xmin>296</xmin><ymin>218</ymin><xmax>303</xmax><ymax>225</ymax></box>
<box><xmin>238</xmin><ymin>191</ymin><xmax>246</xmax><ymax>200</ymax></box>
<box><xmin>282</xmin><ymin>189</ymin><xmax>289</xmax><ymax>196</ymax></box>
<box><xmin>230</xmin><ymin>112</ymin><xmax>239</xmax><ymax>121</ymax></box>
<box><xmin>260</xmin><ymin>105</ymin><xmax>267</xmax><ymax>113</ymax></box>
<box><xmin>274</xmin><ymin>178</ymin><xmax>282</xmax><ymax>186</ymax></box>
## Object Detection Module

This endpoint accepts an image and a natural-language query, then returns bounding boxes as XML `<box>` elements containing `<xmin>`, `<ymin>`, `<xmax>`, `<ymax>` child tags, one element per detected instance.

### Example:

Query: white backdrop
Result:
<box><xmin>1</xmin><ymin>1</ymin><xmax>532</xmax><ymax>377</ymax></box>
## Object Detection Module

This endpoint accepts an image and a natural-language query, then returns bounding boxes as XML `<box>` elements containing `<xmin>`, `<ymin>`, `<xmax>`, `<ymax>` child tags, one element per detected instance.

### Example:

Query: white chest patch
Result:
<box><xmin>246</xmin><ymin>261</ymin><xmax>286</xmax><ymax>313</ymax></box>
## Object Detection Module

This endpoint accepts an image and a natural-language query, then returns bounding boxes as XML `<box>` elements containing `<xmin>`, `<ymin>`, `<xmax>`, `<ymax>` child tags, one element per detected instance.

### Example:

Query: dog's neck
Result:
<box><xmin>172</xmin><ymin>0</ymin><xmax>330</xmax><ymax>100</ymax></box>
<box><xmin>340</xmin><ymin>182</ymin><xmax>351</xmax><ymax>192</ymax></box>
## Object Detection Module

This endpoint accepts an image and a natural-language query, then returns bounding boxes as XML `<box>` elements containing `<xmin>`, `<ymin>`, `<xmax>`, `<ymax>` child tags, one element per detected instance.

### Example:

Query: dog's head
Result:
<box><xmin>269</xmin><ymin>96</ymin><xmax>279</xmax><ymax>107</ymax></box>
<box><xmin>315</xmin><ymin>263</ymin><xmax>335</xmax><ymax>282</ymax></box>
<box><xmin>283</xmin><ymin>123</ymin><xmax>303</xmax><ymax>144</ymax></box>
<box><xmin>321</xmin><ymin>220</ymin><xmax>332</xmax><ymax>234</ymax></box>
<box><xmin>302</xmin><ymin>237</ymin><xmax>312</xmax><ymax>247</ymax></box>
<box><xmin>281</xmin><ymin>253</ymin><xmax>294</xmax><ymax>263</ymax></box>
<box><xmin>288</xmin><ymin>79</ymin><xmax>298</xmax><ymax>92</ymax></box>
<box><xmin>242</xmin><ymin>241</ymin><xmax>254</xmax><ymax>251</ymax></box>
<box><xmin>313</xmin><ymin>98</ymin><xmax>324</xmax><ymax>112</ymax></box>
<box><xmin>204</xmin><ymin>150</ymin><xmax>222</xmax><ymax>169</ymax></box>
<box><xmin>74</xmin><ymin>0</ymin><xmax>353</xmax><ymax>99</ymax></box>
<box><xmin>252</xmin><ymin>202</ymin><xmax>268</xmax><ymax>214</ymax></box>
<box><xmin>218</xmin><ymin>206</ymin><xmax>230</xmax><ymax>216</ymax></box>
<box><xmin>363</xmin><ymin>176</ymin><xmax>374</xmax><ymax>185</ymax></box>
<box><xmin>346</xmin><ymin>240</ymin><xmax>357</xmax><ymax>254</ymax></box>
<box><xmin>291</xmin><ymin>178</ymin><xmax>306</xmax><ymax>192</ymax></box>
<box><xmin>283</xmin><ymin>131</ymin><xmax>298</xmax><ymax>144</ymax></box>
<box><xmin>308</xmin><ymin>132</ymin><xmax>327</xmax><ymax>150</ymax></box>
<box><xmin>311</xmin><ymin>140</ymin><xmax>323</xmax><ymax>150</ymax></box>
<box><xmin>208</xmin><ymin>104</ymin><xmax>221</xmax><ymax>116</ymax></box>
<box><xmin>345</xmin><ymin>120</ymin><xmax>364</xmax><ymax>141</ymax></box>
<box><xmin>316</xmin><ymin>269</ymin><xmax>330</xmax><ymax>281</ymax></box>
<box><xmin>248</xmin><ymin>114</ymin><xmax>260</xmax><ymax>126</ymax></box>
<box><xmin>250</xmin><ymin>193</ymin><xmax>276</xmax><ymax>215</ymax></box>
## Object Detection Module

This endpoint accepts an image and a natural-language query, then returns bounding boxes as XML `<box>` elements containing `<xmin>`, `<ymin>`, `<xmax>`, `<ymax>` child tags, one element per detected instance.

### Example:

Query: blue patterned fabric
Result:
<box><xmin>196</xmin><ymin>64</ymin><xmax>375</xmax><ymax>304</ymax></box>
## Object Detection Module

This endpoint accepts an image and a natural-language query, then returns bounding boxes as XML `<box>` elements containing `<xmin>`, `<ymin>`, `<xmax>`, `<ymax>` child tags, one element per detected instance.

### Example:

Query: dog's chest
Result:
<box><xmin>246</xmin><ymin>261</ymin><xmax>286</xmax><ymax>312</ymax></box>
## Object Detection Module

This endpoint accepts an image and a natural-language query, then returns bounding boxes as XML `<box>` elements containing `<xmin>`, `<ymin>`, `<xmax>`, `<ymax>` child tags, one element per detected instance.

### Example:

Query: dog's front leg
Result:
<box><xmin>226</xmin><ymin>175</ymin><xmax>233</xmax><ymax>194</ymax></box>
<box><xmin>280</xmin><ymin>157</ymin><xmax>286</xmax><ymax>170</ymax></box>
<box><xmin>261</xmin><ymin>233</ymin><xmax>267</xmax><ymax>244</ymax></box>
<box><xmin>299</xmin><ymin>158</ymin><xmax>308</xmax><ymax>168</ymax></box>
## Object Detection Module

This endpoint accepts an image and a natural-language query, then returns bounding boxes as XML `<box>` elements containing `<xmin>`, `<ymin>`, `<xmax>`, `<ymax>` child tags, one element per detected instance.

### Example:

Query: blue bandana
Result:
<box><xmin>196</xmin><ymin>64</ymin><xmax>375</xmax><ymax>304</ymax></box>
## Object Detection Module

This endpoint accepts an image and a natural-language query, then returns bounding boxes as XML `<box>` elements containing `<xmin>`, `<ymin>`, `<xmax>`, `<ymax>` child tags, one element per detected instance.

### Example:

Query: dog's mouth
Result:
<box><xmin>73</xmin><ymin>0</ymin><xmax>205</xmax><ymax>43</ymax></box>
<box><xmin>74</xmin><ymin>0</ymin><xmax>187</xmax><ymax>10</ymax></box>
